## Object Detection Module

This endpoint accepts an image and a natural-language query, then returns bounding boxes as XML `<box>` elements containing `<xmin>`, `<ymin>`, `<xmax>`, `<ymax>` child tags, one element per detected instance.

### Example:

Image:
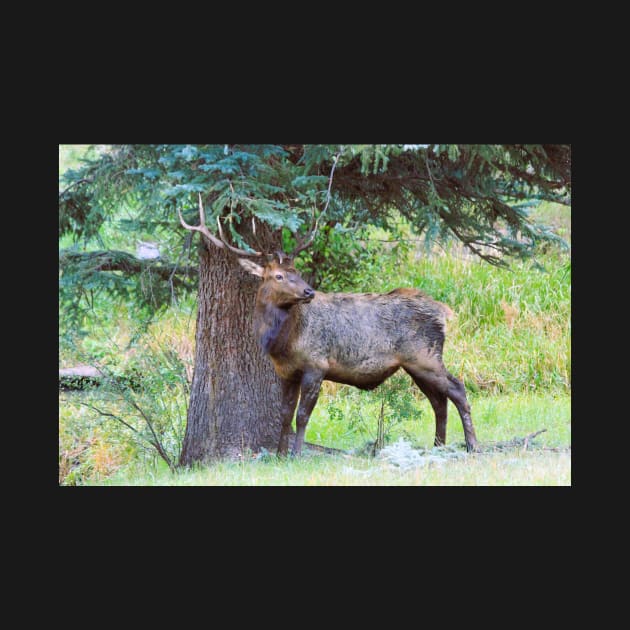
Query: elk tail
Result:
<box><xmin>438</xmin><ymin>301</ymin><xmax>455</xmax><ymax>320</ymax></box>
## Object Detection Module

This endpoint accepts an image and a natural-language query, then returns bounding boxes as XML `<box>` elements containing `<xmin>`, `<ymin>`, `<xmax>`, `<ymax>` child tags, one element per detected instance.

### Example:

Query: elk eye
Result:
<box><xmin>275</xmin><ymin>274</ymin><xmax>283</xmax><ymax>281</ymax></box>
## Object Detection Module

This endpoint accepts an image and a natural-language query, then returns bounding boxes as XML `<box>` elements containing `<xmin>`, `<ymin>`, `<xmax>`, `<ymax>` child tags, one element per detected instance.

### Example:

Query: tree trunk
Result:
<box><xmin>179</xmin><ymin>237</ymin><xmax>284</xmax><ymax>465</ymax></box>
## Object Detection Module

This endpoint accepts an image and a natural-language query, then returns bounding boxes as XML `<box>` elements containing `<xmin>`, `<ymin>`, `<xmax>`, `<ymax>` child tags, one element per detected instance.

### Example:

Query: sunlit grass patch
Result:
<box><xmin>96</xmin><ymin>448</ymin><xmax>570</xmax><ymax>486</ymax></box>
<box><xmin>80</xmin><ymin>391</ymin><xmax>570</xmax><ymax>486</ymax></box>
<box><xmin>64</xmin><ymin>386</ymin><xmax>570</xmax><ymax>486</ymax></box>
<box><xmin>307</xmin><ymin>388</ymin><xmax>570</xmax><ymax>453</ymax></box>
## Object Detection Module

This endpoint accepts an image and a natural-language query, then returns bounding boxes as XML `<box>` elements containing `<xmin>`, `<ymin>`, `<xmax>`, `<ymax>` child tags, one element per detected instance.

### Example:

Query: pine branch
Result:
<box><xmin>59</xmin><ymin>249</ymin><xmax>198</xmax><ymax>286</ymax></box>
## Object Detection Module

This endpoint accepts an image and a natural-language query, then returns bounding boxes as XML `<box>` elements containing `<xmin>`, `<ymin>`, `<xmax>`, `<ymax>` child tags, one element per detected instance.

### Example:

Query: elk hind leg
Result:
<box><xmin>405</xmin><ymin>369</ymin><xmax>448</xmax><ymax>447</ymax></box>
<box><xmin>445</xmin><ymin>372</ymin><xmax>478</xmax><ymax>452</ymax></box>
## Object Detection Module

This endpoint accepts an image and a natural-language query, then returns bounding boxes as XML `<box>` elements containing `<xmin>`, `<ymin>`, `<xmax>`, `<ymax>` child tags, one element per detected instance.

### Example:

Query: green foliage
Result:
<box><xmin>335</xmin><ymin>144</ymin><xmax>570</xmax><ymax>266</ymax></box>
<box><xmin>59</xmin><ymin>144</ymin><xmax>342</xmax><ymax>324</ymax></box>
<box><xmin>59</xmin><ymin>143</ymin><xmax>571</xmax><ymax>299</ymax></box>
<box><xmin>288</xmin><ymin>211</ymin><xmax>414</xmax><ymax>291</ymax></box>
<box><xmin>292</xmin><ymin>223</ymin><xmax>395</xmax><ymax>291</ymax></box>
<box><xmin>59</xmin><ymin>144</ymin><xmax>334</xmax><ymax>246</ymax></box>
<box><xmin>59</xmin><ymin>244</ymin><xmax>197</xmax><ymax>332</ymax></box>
<box><xmin>354</xmin><ymin>144</ymin><xmax>397</xmax><ymax>174</ymax></box>
<box><xmin>319</xmin><ymin>374</ymin><xmax>422</xmax><ymax>455</ymax></box>
<box><xmin>59</xmin><ymin>308</ymin><xmax>194</xmax><ymax>484</ymax></box>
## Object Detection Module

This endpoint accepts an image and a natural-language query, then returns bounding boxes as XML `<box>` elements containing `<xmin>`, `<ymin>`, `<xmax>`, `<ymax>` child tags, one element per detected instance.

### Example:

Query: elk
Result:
<box><xmin>179</xmin><ymin>188</ymin><xmax>479</xmax><ymax>457</ymax></box>
<box><xmin>238</xmin><ymin>254</ymin><xmax>478</xmax><ymax>456</ymax></box>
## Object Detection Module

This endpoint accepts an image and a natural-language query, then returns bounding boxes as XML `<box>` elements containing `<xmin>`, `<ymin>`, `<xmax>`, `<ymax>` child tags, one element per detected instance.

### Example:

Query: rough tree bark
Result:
<box><xmin>179</xmin><ymin>233</ymin><xmax>285</xmax><ymax>465</ymax></box>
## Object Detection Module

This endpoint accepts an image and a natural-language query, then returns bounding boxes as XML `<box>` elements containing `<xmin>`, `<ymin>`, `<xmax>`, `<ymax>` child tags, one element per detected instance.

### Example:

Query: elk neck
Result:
<box><xmin>253</xmin><ymin>290</ymin><xmax>298</xmax><ymax>356</ymax></box>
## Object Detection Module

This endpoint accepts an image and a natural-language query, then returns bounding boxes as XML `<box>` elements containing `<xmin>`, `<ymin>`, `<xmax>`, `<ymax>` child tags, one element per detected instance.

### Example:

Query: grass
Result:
<box><xmin>77</xmin><ymin>391</ymin><xmax>570</xmax><ymax>486</ymax></box>
<box><xmin>308</xmin><ymin>390</ymin><xmax>570</xmax><ymax>451</ymax></box>
<box><xmin>94</xmin><ymin>451</ymin><xmax>570</xmax><ymax>486</ymax></box>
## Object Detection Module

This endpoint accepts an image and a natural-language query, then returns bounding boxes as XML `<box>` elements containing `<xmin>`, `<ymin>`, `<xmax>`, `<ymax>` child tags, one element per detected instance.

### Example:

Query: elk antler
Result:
<box><xmin>276</xmin><ymin>250</ymin><xmax>290</xmax><ymax>265</ymax></box>
<box><xmin>178</xmin><ymin>193</ymin><xmax>263</xmax><ymax>257</ymax></box>
<box><xmin>216</xmin><ymin>215</ymin><xmax>262</xmax><ymax>256</ymax></box>
<box><xmin>290</xmin><ymin>151</ymin><xmax>341</xmax><ymax>258</ymax></box>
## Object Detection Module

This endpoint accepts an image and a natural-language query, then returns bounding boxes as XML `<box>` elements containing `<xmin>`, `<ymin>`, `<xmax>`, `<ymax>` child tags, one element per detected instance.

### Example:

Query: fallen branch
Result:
<box><xmin>474</xmin><ymin>429</ymin><xmax>549</xmax><ymax>453</ymax></box>
<box><xmin>296</xmin><ymin>428</ymin><xmax>555</xmax><ymax>459</ymax></box>
<box><xmin>302</xmin><ymin>441</ymin><xmax>350</xmax><ymax>456</ymax></box>
<box><xmin>59</xmin><ymin>249</ymin><xmax>197</xmax><ymax>287</ymax></box>
<box><xmin>523</xmin><ymin>429</ymin><xmax>547</xmax><ymax>451</ymax></box>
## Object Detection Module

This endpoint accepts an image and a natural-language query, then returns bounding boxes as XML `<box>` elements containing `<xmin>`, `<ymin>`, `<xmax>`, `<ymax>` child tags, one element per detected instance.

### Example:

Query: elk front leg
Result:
<box><xmin>292</xmin><ymin>371</ymin><xmax>324</xmax><ymax>456</ymax></box>
<box><xmin>277</xmin><ymin>379</ymin><xmax>300</xmax><ymax>457</ymax></box>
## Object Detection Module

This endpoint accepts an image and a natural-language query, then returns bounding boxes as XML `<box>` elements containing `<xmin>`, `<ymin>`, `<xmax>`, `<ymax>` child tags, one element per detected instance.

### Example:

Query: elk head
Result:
<box><xmin>238</xmin><ymin>257</ymin><xmax>315</xmax><ymax>308</ymax></box>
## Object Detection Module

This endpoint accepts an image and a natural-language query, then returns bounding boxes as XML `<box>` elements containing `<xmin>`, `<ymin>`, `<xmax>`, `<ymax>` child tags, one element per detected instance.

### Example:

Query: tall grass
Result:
<box><xmin>360</xmin><ymin>244</ymin><xmax>570</xmax><ymax>395</ymax></box>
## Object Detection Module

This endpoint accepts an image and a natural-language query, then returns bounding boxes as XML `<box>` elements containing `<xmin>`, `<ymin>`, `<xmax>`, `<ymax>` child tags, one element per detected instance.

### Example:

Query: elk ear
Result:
<box><xmin>238</xmin><ymin>258</ymin><xmax>265</xmax><ymax>278</ymax></box>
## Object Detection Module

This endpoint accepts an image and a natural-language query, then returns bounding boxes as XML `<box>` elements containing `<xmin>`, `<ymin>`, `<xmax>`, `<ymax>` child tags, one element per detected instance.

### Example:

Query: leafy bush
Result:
<box><xmin>59</xmin><ymin>307</ymin><xmax>194</xmax><ymax>484</ymax></box>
